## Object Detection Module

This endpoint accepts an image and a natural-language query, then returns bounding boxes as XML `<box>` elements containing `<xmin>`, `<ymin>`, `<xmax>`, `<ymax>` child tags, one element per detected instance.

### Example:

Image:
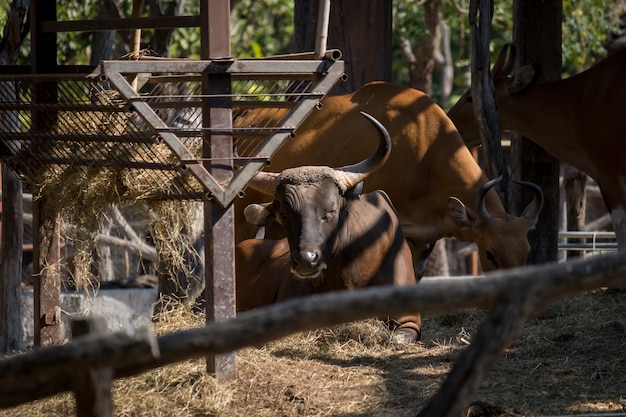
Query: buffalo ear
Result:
<box><xmin>448</xmin><ymin>197</ymin><xmax>478</xmax><ymax>229</ymax></box>
<box><xmin>344</xmin><ymin>180</ymin><xmax>365</xmax><ymax>199</ymax></box>
<box><xmin>509</xmin><ymin>64</ymin><xmax>540</xmax><ymax>94</ymax></box>
<box><xmin>243</xmin><ymin>202</ymin><xmax>275</xmax><ymax>226</ymax></box>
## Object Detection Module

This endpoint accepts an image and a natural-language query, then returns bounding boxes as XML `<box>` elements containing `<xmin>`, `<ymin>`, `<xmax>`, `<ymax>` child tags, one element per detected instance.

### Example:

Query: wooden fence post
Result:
<box><xmin>71</xmin><ymin>317</ymin><xmax>113</xmax><ymax>417</ymax></box>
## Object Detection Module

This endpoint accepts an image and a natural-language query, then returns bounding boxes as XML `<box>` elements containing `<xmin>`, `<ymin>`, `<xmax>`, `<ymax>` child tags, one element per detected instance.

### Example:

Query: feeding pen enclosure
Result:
<box><xmin>0</xmin><ymin>0</ymin><xmax>345</xmax><ymax>387</ymax></box>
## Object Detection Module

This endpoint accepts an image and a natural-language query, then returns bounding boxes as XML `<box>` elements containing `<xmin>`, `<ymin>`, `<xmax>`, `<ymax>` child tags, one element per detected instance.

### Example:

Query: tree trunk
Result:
<box><xmin>145</xmin><ymin>0</ymin><xmax>185</xmax><ymax>57</ymax></box>
<box><xmin>470</xmin><ymin>0</ymin><xmax>509</xmax><ymax>205</ymax></box>
<box><xmin>294</xmin><ymin>0</ymin><xmax>392</xmax><ymax>94</ymax></box>
<box><xmin>411</xmin><ymin>0</ymin><xmax>443</xmax><ymax>95</ymax></box>
<box><xmin>89</xmin><ymin>0</ymin><xmax>118</xmax><ymax>65</ymax></box>
<box><xmin>510</xmin><ymin>1</ymin><xmax>562</xmax><ymax>265</ymax></box>
<box><xmin>436</xmin><ymin>21</ymin><xmax>454</xmax><ymax>106</ymax></box>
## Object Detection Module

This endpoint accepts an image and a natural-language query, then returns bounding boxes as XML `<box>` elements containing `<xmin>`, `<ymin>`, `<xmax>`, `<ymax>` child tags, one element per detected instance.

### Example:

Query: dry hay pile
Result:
<box><xmin>2</xmin><ymin>288</ymin><xmax>625</xmax><ymax>416</ymax></box>
<box><xmin>21</xmin><ymin>90</ymin><xmax>203</xmax><ymax>290</ymax></box>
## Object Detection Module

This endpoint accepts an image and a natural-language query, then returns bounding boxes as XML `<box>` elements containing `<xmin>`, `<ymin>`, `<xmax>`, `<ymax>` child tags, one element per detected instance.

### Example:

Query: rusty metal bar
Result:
<box><xmin>315</xmin><ymin>0</ymin><xmax>331</xmax><ymax>58</ymax></box>
<box><xmin>31</xmin><ymin>0</ymin><xmax>63</xmax><ymax>347</ymax></box>
<box><xmin>261</xmin><ymin>49</ymin><xmax>342</xmax><ymax>61</ymax></box>
<box><xmin>102</xmin><ymin>59</ymin><xmax>337</xmax><ymax>75</ymax></box>
<box><xmin>0</xmin><ymin>71</ymin><xmax>102</xmax><ymax>80</ymax></box>
<box><xmin>0</xmin><ymin>103</ymin><xmax>129</xmax><ymax>112</ymax></box>
<box><xmin>227</xmin><ymin>60</ymin><xmax>345</xmax><ymax>201</ymax></box>
<box><xmin>32</xmin><ymin>198</ymin><xmax>62</xmax><ymax>347</ymax></box>
<box><xmin>0</xmin><ymin>132</ymin><xmax>157</xmax><ymax>143</ymax></box>
<box><xmin>105</xmin><ymin>69</ymin><xmax>226</xmax><ymax>201</ymax></box>
<box><xmin>201</xmin><ymin>0</ymin><xmax>237</xmax><ymax>381</ymax></box>
<box><xmin>131</xmin><ymin>49</ymin><xmax>342</xmax><ymax>62</ymax></box>
<box><xmin>22</xmin><ymin>156</ymin><xmax>181</xmax><ymax>170</ymax></box>
<box><xmin>42</xmin><ymin>16</ymin><xmax>201</xmax><ymax>33</ymax></box>
<box><xmin>145</xmin><ymin>100</ymin><xmax>295</xmax><ymax>110</ymax></box>
<box><xmin>147</xmin><ymin>72</ymin><xmax>319</xmax><ymax>82</ymax></box>
<box><xmin>150</xmin><ymin>191</ymin><xmax>209</xmax><ymax>200</ymax></box>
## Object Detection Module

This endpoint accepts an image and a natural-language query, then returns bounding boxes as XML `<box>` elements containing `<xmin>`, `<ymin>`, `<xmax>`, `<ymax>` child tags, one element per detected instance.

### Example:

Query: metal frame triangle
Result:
<box><xmin>102</xmin><ymin>58</ymin><xmax>345</xmax><ymax>207</ymax></box>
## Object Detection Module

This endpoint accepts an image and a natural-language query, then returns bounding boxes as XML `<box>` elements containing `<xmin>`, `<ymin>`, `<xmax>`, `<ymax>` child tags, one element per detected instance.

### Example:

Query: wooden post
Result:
<box><xmin>71</xmin><ymin>317</ymin><xmax>113</xmax><ymax>417</ymax></box>
<box><xmin>0</xmin><ymin>163</ymin><xmax>24</xmax><ymax>353</ymax></box>
<box><xmin>30</xmin><ymin>0</ymin><xmax>62</xmax><ymax>346</ymax></box>
<box><xmin>199</xmin><ymin>0</ymin><xmax>237</xmax><ymax>380</ymax></box>
<box><xmin>0</xmin><ymin>0</ymin><xmax>27</xmax><ymax>355</ymax></box>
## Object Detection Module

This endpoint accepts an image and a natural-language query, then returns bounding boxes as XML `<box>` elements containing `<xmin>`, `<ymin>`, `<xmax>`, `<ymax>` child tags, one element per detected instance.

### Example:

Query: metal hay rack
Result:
<box><xmin>0</xmin><ymin>54</ymin><xmax>345</xmax><ymax>207</ymax></box>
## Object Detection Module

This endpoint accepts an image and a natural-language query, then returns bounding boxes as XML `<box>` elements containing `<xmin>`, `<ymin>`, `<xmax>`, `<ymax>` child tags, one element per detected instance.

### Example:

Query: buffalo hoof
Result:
<box><xmin>392</xmin><ymin>328</ymin><xmax>420</xmax><ymax>344</ymax></box>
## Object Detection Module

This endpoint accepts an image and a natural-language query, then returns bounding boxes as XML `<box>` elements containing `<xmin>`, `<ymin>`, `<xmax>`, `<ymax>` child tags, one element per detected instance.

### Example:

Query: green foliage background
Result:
<box><xmin>0</xmin><ymin>0</ymin><xmax>622</xmax><ymax>105</ymax></box>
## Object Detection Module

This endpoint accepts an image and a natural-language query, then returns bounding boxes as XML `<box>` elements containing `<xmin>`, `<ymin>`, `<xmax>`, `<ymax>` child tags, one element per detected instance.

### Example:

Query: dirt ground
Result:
<box><xmin>3</xmin><ymin>288</ymin><xmax>626</xmax><ymax>417</ymax></box>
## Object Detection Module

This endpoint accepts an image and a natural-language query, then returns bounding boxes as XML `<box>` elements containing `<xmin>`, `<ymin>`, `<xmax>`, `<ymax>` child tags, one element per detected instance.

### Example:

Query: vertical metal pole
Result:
<box><xmin>31</xmin><ymin>0</ymin><xmax>62</xmax><ymax>347</ymax></box>
<box><xmin>200</xmin><ymin>0</ymin><xmax>236</xmax><ymax>380</ymax></box>
<box><xmin>128</xmin><ymin>0</ymin><xmax>144</xmax><ymax>90</ymax></box>
<box><xmin>314</xmin><ymin>0</ymin><xmax>331</xmax><ymax>58</ymax></box>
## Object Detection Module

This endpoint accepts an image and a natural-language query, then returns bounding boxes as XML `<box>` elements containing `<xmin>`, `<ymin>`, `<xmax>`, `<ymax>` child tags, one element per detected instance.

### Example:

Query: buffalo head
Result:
<box><xmin>244</xmin><ymin>111</ymin><xmax>391</xmax><ymax>279</ymax></box>
<box><xmin>448</xmin><ymin>174</ymin><xmax>544</xmax><ymax>270</ymax></box>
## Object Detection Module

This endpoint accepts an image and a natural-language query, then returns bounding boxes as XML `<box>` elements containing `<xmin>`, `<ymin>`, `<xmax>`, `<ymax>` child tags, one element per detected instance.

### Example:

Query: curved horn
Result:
<box><xmin>247</xmin><ymin>170</ymin><xmax>280</xmax><ymax>196</ymax></box>
<box><xmin>477</xmin><ymin>175</ymin><xmax>503</xmax><ymax>221</ymax></box>
<box><xmin>514</xmin><ymin>179</ymin><xmax>544</xmax><ymax>226</ymax></box>
<box><xmin>334</xmin><ymin>111</ymin><xmax>392</xmax><ymax>190</ymax></box>
<box><xmin>491</xmin><ymin>43</ymin><xmax>516</xmax><ymax>79</ymax></box>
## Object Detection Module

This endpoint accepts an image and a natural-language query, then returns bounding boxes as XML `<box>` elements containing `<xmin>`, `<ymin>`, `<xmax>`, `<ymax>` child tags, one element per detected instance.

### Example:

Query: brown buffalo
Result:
<box><xmin>235</xmin><ymin>81</ymin><xmax>543</xmax><ymax>274</ymax></box>
<box><xmin>447</xmin><ymin>43</ymin><xmax>626</xmax><ymax>250</ymax></box>
<box><xmin>236</xmin><ymin>112</ymin><xmax>421</xmax><ymax>343</ymax></box>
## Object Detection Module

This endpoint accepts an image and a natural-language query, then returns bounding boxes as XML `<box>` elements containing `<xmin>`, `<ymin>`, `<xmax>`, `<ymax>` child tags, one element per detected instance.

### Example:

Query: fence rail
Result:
<box><xmin>558</xmin><ymin>231</ymin><xmax>617</xmax><ymax>252</ymax></box>
<box><xmin>2</xmin><ymin>252</ymin><xmax>626</xmax><ymax>417</ymax></box>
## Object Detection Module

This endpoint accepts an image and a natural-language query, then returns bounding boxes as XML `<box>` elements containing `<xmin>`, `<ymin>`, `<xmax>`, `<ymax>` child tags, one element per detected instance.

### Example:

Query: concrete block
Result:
<box><xmin>21</xmin><ymin>288</ymin><xmax>158</xmax><ymax>347</ymax></box>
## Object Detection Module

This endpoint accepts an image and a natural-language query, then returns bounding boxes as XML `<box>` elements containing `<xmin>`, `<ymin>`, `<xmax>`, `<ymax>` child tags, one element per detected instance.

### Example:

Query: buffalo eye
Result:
<box><xmin>486</xmin><ymin>250</ymin><xmax>498</xmax><ymax>268</ymax></box>
<box><xmin>465</xmin><ymin>95</ymin><xmax>473</xmax><ymax>103</ymax></box>
<box><xmin>274</xmin><ymin>201</ymin><xmax>287</xmax><ymax>220</ymax></box>
<box><xmin>322</xmin><ymin>208</ymin><xmax>337</xmax><ymax>221</ymax></box>
<box><xmin>273</xmin><ymin>200</ymin><xmax>287</xmax><ymax>220</ymax></box>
